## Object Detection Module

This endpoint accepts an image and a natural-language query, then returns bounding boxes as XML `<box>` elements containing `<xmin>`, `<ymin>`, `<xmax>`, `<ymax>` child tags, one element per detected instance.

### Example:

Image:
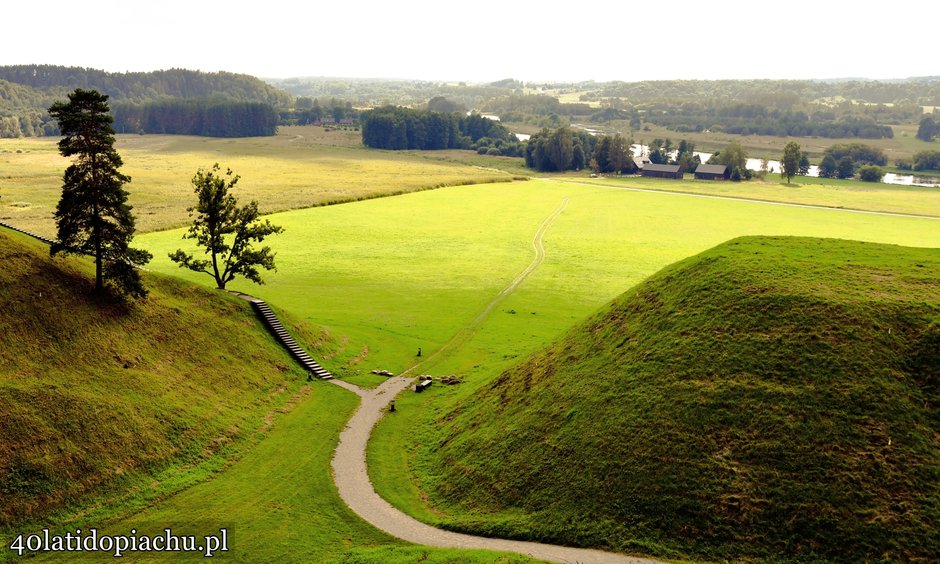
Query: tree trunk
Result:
<box><xmin>93</xmin><ymin>203</ymin><xmax>103</xmax><ymax>293</ymax></box>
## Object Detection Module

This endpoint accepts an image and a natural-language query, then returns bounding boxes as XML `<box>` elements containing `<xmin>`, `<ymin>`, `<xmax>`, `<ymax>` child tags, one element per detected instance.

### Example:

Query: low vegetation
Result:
<box><xmin>412</xmin><ymin>236</ymin><xmax>940</xmax><ymax>561</ymax></box>
<box><xmin>570</xmin><ymin>174</ymin><xmax>940</xmax><ymax>217</ymax></box>
<box><xmin>0</xmin><ymin>227</ymin><xmax>536</xmax><ymax>563</ymax></box>
<box><xmin>0</xmin><ymin>228</ymin><xmax>325</xmax><ymax>528</ymax></box>
<box><xmin>0</xmin><ymin>127</ymin><xmax>515</xmax><ymax>238</ymax></box>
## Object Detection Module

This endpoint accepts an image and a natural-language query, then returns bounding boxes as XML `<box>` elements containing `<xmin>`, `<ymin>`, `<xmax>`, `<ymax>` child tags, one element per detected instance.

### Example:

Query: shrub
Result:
<box><xmin>857</xmin><ymin>165</ymin><xmax>884</xmax><ymax>182</ymax></box>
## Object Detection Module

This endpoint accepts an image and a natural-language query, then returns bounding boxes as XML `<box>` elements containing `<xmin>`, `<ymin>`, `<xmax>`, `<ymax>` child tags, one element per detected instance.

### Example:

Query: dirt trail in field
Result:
<box><xmin>328</xmin><ymin>198</ymin><xmax>659</xmax><ymax>563</ymax></box>
<box><xmin>401</xmin><ymin>197</ymin><xmax>570</xmax><ymax>375</ymax></box>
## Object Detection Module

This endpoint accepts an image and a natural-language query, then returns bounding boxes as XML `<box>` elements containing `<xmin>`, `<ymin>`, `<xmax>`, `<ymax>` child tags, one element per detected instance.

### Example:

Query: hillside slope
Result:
<box><xmin>0</xmin><ymin>228</ymin><xmax>329</xmax><ymax>528</ymax></box>
<box><xmin>420</xmin><ymin>236</ymin><xmax>940</xmax><ymax>561</ymax></box>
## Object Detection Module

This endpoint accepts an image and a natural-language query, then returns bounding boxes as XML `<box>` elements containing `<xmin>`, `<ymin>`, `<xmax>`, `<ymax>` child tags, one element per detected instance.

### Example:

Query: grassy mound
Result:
<box><xmin>0</xmin><ymin>228</ymin><xmax>327</xmax><ymax>528</ymax></box>
<box><xmin>421</xmin><ymin>236</ymin><xmax>940</xmax><ymax>561</ymax></box>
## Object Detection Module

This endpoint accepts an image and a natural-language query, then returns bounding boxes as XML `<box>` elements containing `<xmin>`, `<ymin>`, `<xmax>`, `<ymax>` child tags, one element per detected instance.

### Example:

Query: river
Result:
<box><xmin>501</xmin><ymin>119</ymin><xmax>939</xmax><ymax>188</ymax></box>
<box><xmin>630</xmin><ymin>144</ymin><xmax>940</xmax><ymax>188</ymax></box>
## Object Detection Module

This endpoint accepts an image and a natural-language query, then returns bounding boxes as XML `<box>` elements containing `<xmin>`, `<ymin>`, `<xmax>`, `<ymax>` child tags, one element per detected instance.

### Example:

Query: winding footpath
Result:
<box><xmin>329</xmin><ymin>199</ymin><xmax>659</xmax><ymax>563</ymax></box>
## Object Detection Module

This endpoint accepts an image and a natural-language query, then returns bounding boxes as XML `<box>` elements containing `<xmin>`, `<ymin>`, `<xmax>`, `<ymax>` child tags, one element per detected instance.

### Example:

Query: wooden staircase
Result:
<box><xmin>0</xmin><ymin>221</ymin><xmax>56</xmax><ymax>246</ymax></box>
<box><xmin>242</xmin><ymin>296</ymin><xmax>334</xmax><ymax>380</ymax></box>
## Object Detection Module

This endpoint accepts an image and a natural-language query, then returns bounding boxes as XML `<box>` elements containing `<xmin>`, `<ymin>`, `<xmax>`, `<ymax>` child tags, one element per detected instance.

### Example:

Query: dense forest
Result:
<box><xmin>0</xmin><ymin>65</ymin><xmax>288</xmax><ymax>137</ymax></box>
<box><xmin>360</xmin><ymin>106</ymin><xmax>523</xmax><ymax>155</ymax></box>
<box><xmin>524</xmin><ymin>127</ymin><xmax>644</xmax><ymax>174</ymax></box>
<box><xmin>0</xmin><ymin>65</ymin><xmax>289</xmax><ymax>105</ymax></box>
<box><xmin>112</xmin><ymin>99</ymin><xmax>278</xmax><ymax>137</ymax></box>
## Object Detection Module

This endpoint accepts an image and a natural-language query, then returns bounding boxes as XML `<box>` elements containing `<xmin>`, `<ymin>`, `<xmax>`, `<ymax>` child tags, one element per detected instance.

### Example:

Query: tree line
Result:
<box><xmin>815</xmin><ymin>143</ymin><xmax>887</xmax><ymax>180</ymax></box>
<box><xmin>280</xmin><ymin>98</ymin><xmax>359</xmax><ymax>126</ymax></box>
<box><xmin>523</xmin><ymin>127</ymin><xmax>638</xmax><ymax>173</ymax></box>
<box><xmin>0</xmin><ymin>65</ymin><xmax>288</xmax><ymax>138</ymax></box>
<box><xmin>593</xmin><ymin>79</ymin><xmax>940</xmax><ymax>106</ymax></box>
<box><xmin>897</xmin><ymin>150</ymin><xmax>940</xmax><ymax>172</ymax></box>
<box><xmin>360</xmin><ymin>106</ymin><xmax>523</xmax><ymax>156</ymax></box>
<box><xmin>644</xmin><ymin>108</ymin><xmax>894</xmax><ymax>139</ymax></box>
<box><xmin>0</xmin><ymin>65</ymin><xmax>289</xmax><ymax>105</ymax></box>
<box><xmin>111</xmin><ymin>99</ymin><xmax>278</xmax><ymax>137</ymax></box>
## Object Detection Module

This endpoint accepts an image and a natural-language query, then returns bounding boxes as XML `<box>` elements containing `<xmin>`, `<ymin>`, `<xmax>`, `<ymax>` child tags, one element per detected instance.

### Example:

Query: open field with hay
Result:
<box><xmin>0</xmin><ymin>126</ymin><xmax>515</xmax><ymax>238</ymax></box>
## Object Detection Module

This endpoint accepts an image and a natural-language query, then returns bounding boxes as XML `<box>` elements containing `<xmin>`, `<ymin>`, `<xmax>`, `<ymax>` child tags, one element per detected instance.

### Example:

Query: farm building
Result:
<box><xmin>694</xmin><ymin>164</ymin><xmax>729</xmax><ymax>180</ymax></box>
<box><xmin>633</xmin><ymin>156</ymin><xmax>652</xmax><ymax>171</ymax></box>
<box><xmin>641</xmin><ymin>163</ymin><xmax>682</xmax><ymax>179</ymax></box>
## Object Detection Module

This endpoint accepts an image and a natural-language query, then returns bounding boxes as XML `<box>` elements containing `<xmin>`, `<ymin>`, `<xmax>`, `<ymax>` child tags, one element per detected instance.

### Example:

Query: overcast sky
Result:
<box><xmin>4</xmin><ymin>1</ymin><xmax>937</xmax><ymax>83</ymax></box>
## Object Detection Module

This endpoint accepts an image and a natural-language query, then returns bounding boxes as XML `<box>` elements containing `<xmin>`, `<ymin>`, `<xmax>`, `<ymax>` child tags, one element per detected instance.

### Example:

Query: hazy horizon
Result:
<box><xmin>4</xmin><ymin>0</ymin><xmax>938</xmax><ymax>85</ymax></box>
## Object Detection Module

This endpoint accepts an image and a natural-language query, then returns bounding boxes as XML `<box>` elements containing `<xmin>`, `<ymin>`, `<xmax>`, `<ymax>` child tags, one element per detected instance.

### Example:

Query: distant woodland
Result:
<box><xmin>360</xmin><ymin>106</ymin><xmax>522</xmax><ymax>155</ymax></box>
<box><xmin>0</xmin><ymin>65</ymin><xmax>287</xmax><ymax>137</ymax></box>
<box><xmin>2</xmin><ymin>66</ymin><xmax>939</xmax><ymax>148</ymax></box>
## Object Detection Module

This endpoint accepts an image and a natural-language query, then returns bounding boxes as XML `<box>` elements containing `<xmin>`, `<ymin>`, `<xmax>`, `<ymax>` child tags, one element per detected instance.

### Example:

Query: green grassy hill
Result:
<box><xmin>418</xmin><ymin>236</ymin><xmax>940</xmax><ymax>561</ymax></box>
<box><xmin>0</xmin><ymin>228</ymin><xmax>328</xmax><ymax>529</ymax></box>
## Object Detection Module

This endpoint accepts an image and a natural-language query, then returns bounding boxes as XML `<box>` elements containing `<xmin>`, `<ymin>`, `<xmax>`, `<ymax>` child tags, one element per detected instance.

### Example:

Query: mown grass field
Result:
<box><xmin>140</xmin><ymin>177</ymin><xmax>940</xmax><ymax>375</ymax></box>
<box><xmin>8</xmin><ymin>130</ymin><xmax>940</xmax><ymax>561</ymax></box>
<box><xmin>133</xmin><ymin>177</ymin><xmax>940</xmax><ymax>558</ymax></box>
<box><xmin>567</xmin><ymin>174</ymin><xmax>940</xmax><ymax>217</ymax></box>
<box><xmin>0</xmin><ymin>126</ymin><xmax>515</xmax><ymax>238</ymax></box>
<box><xmin>131</xmin><ymin>175</ymin><xmax>940</xmax><ymax>385</ymax></box>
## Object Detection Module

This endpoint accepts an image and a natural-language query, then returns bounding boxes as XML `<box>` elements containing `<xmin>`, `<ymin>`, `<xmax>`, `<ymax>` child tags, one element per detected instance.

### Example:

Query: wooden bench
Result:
<box><xmin>415</xmin><ymin>379</ymin><xmax>432</xmax><ymax>393</ymax></box>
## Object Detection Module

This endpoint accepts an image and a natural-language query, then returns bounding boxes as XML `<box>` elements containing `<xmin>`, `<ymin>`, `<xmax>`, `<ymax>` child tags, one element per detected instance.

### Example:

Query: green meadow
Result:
<box><xmin>138</xmin><ymin>177</ymin><xmax>940</xmax><ymax>381</ymax></box>
<box><xmin>569</xmin><ymin>174</ymin><xmax>940</xmax><ymax>217</ymax></box>
<box><xmin>0</xmin><ymin>126</ymin><xmax>514</xmax><ymax>239</ymax></box>
<box><xmin>136</xmin><ymin>177</ymin><xmax>940</xmax><ymax>557</ymax></box>
<box><xmin>0</xmin><ymin>230</ymin><xmax>538</xmax><ymax>564</ymax></box>
<box><xmin>71</xmin><ymin>382</ymin><xmax>536</xmax><ymax>563</ymax></box>
<box><xmin>8</xmin><ymin>133</ymin><xmax>940</xmax><ymax>560</ymax></box>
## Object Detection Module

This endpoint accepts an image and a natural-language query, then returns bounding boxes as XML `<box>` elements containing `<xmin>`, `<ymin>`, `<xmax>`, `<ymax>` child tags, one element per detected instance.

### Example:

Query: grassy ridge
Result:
<box><xmin>0</xmin><ymin>228</ymin><xmax>326</xmax><ymax>529</ymax></box>
<box><xmin>415</xmin><ymin>237</ymin><xmax>940</xmax><ymax>561</ymax></box>
<box><xmin>0</xmin><ymin>228</ymin><xmax>542</xmax><ymax>563</ymax></box>
<box><xmin>63</xmin><ymin>380</ymin><xmax>535</xmax><ymax>563</ymax></box>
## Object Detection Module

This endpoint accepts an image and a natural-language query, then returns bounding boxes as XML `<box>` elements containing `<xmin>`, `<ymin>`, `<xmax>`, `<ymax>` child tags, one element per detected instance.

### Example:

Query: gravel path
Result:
<box><xmin>329</xmin><ymin>197</ymin><xmax>659</xmax><ymax>563</ymax></box>
<box><xmin>329</xmin><ymin>376</ymin><xmax>658</xmax><ymax>563</ymax></box>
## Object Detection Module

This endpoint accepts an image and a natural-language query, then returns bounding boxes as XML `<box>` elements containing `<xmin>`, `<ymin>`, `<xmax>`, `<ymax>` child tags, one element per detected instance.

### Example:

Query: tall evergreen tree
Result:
<box><xmin>49</xmin><ymin>88</ymin><xmax>151</xmax><ymax>298</ymax></box>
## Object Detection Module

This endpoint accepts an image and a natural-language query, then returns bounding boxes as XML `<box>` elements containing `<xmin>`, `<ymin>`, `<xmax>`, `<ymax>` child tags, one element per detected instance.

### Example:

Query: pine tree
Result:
<box><xmin>49</xmin><ymin>88</ymin><xmax>151</xmax><ymax>298</ymax></box>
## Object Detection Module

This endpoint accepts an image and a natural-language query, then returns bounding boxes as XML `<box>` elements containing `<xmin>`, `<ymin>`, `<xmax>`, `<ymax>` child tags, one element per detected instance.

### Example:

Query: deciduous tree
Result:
<box><xmin>781</xmin><ymin>141</ymin><xmax>801</xmax><ymax>184</ymax></box>
<box><xmin>818</xmin><ymin>154</ymin><xmax>838</xmax><ymax>178</ymax></box>
<box><xmin>718</xmin><ymin>142</ymin><xmax>748</xmax><ymax>174</ymax></box>
<box><xmin>169</xmin><ymin>164</ymin><xmax>283</xmax><ymax>290</ymax></box>
<box><xmin>48</xmin><ymin>88</ymin><xmax>151</xmax><ymax>298</ymax></box>
<box><xmin>837</xmin><ymin>157</ymin><xmax>856</xmax><ymax>179</ymax></box>
<box><xmin>917</xmin><ymin>116</ymin><xmax>937</xmax><ymax>142</ymax></box>
<box><xmin>857</xmin><ymin>165</ymin><xmax>884</xmax><ymax>182</ymax></box>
